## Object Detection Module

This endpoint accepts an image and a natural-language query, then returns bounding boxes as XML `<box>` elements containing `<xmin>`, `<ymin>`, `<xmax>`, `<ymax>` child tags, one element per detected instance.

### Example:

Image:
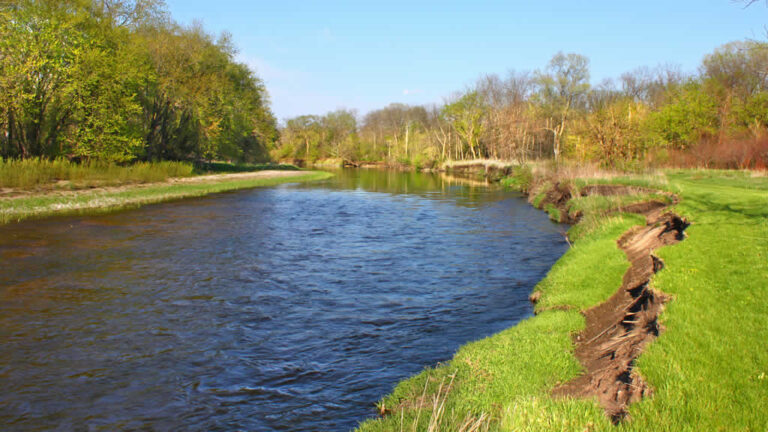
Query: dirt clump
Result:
<box><xmin>529</xmin><ymin>290</ymin><xmax>543</xmax><ymax>304</ymax></box>
<box><xmin>529</xmin><ymin>181</ymin><xmax>579</xmax><ymax>223</ymax></box>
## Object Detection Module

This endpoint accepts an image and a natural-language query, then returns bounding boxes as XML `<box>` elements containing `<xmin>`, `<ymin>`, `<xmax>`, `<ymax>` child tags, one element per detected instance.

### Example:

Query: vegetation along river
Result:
<box><xmin>0</xmin><ymin>169</ymin><xmax>568</xmax><ymax>431</ymax></box>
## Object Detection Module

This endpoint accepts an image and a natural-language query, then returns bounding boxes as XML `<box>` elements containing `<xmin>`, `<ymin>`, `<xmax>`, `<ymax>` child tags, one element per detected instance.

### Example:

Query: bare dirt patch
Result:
<box><xmin>552</xmin><ymin>205</ymin><xmax>689</xmax><ymax>422</ymax></box>
<box><xmin>579</xmin><ymin>184</ymin><xmax>655</xmax><ymax>197</ymax></box>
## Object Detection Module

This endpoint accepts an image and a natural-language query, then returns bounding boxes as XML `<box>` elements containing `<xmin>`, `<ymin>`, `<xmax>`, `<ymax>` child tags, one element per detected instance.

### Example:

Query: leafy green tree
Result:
<box><xmin>0</xmin><ymin>1</ymin><xmax>85</xmax><ymax>158</ymax></box>
<box><xmin>280</xmin><ymin>115</ymin><xmax>322</xmax><ymax>161</ymax></box>
<box><xmin>647</xmin><ymin>81</ymin><xmax>718</xmax><ymax>149</ymax></box>
<box><xmin>1</xmin><ymin>0</ymin><xmax>276</xmax><ymax>163</ymax></box>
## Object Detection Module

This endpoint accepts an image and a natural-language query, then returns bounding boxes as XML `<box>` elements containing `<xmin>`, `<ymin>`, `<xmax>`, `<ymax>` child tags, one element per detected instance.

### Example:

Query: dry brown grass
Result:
<box><xmin>664</xmin><ymin>133</ymin><xmax>768</xmax><ymax>170</ymax></box>
<box><xmin>441</xmin><ymin>159</ymin><xmax>520</xmax><ymax>170</ymax></box>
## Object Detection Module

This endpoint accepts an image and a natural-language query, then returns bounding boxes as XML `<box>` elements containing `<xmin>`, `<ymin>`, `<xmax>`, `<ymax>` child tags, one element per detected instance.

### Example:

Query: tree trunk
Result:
<box><xmin>404</xmin><ymin>122</ymin><xmax>410</xmax><ymax>158</ymax></box>
<box><xmin>6</xmin><ymin>111</ymin><xmax>13</xmax><ymax>158</ymax></box>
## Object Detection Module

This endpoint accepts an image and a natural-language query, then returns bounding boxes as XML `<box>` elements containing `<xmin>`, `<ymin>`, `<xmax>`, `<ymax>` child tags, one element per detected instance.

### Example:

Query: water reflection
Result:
<box><xmin>298</xmin><ymin>168</ymin><xmax>494</xmax><ymax>202</ymax></box>
<box><xmin>0</xmin><ymin>169</ymin><xmax>567</xmax><ymax>431</ymax></box>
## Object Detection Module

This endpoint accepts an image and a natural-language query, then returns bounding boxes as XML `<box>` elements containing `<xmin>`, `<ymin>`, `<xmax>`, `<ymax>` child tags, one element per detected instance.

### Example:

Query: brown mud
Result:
<box><xmin>579</xmin><ymin>184</ymin><xmax>655</xmax><ymax>197</ymax></box>
<box><xmin>552</xmin><ymin>204</ymin><xmax>688</xmax><ymax>422</ymax></box>
<box><xmin>525</xmin><ymin>179</ymin><xmax>688</xmax><ymax>422</ymax></box>
<box><xmin>529</xmin><ymin>181</ymin><xmax>676</xmax><ymax>224</ymax></box>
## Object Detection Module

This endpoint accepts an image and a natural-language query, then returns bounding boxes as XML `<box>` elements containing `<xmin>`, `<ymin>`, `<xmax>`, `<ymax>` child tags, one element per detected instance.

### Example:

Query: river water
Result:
<box><xmin>0</xmin><ymin>169</ymin><xmax>568</xmax><ymax>431</ymax></box>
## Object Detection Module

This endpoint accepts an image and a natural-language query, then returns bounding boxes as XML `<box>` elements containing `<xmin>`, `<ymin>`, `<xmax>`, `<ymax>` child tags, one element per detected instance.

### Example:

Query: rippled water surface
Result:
<box><xmin>0</xmin><ymin>169</ymin><xmax>568</xmax><ymax>431</ymax></box>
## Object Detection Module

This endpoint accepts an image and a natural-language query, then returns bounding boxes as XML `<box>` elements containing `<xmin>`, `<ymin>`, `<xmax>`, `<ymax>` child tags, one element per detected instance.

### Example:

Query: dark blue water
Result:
<box><xmin>0</xmin><ymin>169</ymin><xmax>568</xmax><ymax>431</ymax></box>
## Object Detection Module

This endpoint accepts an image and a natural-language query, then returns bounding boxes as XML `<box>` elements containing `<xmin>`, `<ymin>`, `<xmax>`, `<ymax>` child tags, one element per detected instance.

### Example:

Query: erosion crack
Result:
<box><xmin>552</xmin><ymin>204</ymin><xmax>689</xmax><ymax>423</ymax></box>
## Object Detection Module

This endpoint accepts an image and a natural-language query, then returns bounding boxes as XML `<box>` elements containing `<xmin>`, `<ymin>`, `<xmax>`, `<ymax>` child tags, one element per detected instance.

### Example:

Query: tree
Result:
<box><xmin>534</xmin><ymin>52</ymin><xmax>590</xmax><ymax>162</ymax></box>
<box><xmin>281</xmin><ymin>115</ymin><xmax>321</xmax><ymax>161</ymax></box>
<box><xmin>0</xmin><ymin>0</ymin><xmax>277</xmax><ymax>163</ymax></box>
<box><xmin>322</xmin><ymin>109</ymin><xmax>357</xmax><ymax>160</ymax></box>
<box><xmin>647</xmin><ymin>81</ymin><xmax>718</xmax><ymax>149</ymax></box>
<box><xmin>442</xmin><ymin>91</ymin><xmax>486</xmax><ymax>159</ymax></box>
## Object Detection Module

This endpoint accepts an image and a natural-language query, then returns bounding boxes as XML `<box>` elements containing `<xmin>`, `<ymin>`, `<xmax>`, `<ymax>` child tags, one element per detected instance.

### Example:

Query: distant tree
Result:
<box><xmin>282</xmin><ymin>115</ymin><xmax>321</xmax><ymax>161</ymax></box>
<box><xmin>648</xmin><ymin>81</ymin><xmax>718</xmax><ymax>149</ymax></box>
<box><xmin>534</xmin><ymin>52</ymin><xmax>591</xmax><ymax>162</ymax></box>
<box><xmin>322</xmin><ymin>109</ymin><xmax>358</xmax><ymax>160</ymax></box>
<box><xmin>442</xmin><ymin>91</ymin><xmax>486</xmax><ymax>159</ymax></box>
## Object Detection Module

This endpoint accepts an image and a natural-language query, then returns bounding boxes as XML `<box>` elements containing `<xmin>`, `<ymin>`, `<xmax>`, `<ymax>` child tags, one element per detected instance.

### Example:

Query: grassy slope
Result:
<box><xmin>358</xmin><ymin>170</ymin><xmax>768</xmax><ymax>431</ymax></box>
<box><xmin>0</xmin><ymin>171</ymin><xmax>332</xmax><ymax>225</ymax></box>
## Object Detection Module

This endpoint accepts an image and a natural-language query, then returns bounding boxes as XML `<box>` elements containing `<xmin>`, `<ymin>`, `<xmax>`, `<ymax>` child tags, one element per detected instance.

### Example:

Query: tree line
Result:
<box><xmin>275</xmin><ymin>42</ymin><xmax>768</xmax><ymax>169</ymax></box>
<box><xmin>0</xmin><ymin>0</ymin><xmax>277</xmax><ymax>163</ymax></box>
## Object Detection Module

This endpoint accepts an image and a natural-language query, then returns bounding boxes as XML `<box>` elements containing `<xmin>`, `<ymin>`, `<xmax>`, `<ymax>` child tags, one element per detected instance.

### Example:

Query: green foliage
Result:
<box><xmin>576</xmin><ymin>96</ymin><xmax>650</xmax><ymax>165</ymax></box>
<box><xmin>731</xmin><ymin>91</ymin><xmax>768</xmax><ymax>130</ymax></box>
<box><xmin>276</xmin><ymin>111</ymin><xmax>359</xmax><ymax>162</ymax></box>
<box><xmin>194</xmin><ymin>161</ymin><xmax>299</xmax><ymax>173</ymax></box>
<box><xmin>543</xmin><ymin>203</ymin><xmax>560</xmax><ymax>221</ymax></box>
<box><xmin>275</xmin><ymin>42</ymin><xmax>768</xmax><ymax>170</ymax></box>
<box><xmin>647</xmin><ymin>81</ymin><xmax>719</xmax><ymax>149</ymax></box>
<box><xmin>501</xmin><ymin>165</ymin><xmax>534</xmax><ymax>191</ymax></box>
<box><xmin>442</xmin><ymin>91</ymin><xmax>487</xmax><ymax>159</ymax></box>
<box><xmin>0</xmin><ymin>157</ymin><xmax>194</xmax><ymax>189</ymax></box>
<box><xmin>0</xmin><ymin>0</ymin><xmax>277</xmax><ymax>163</ymax></box>
<box><xmin>532</xmin><ymin>191</ymin><xmax>547</xmax><ymax>208</ymax></box>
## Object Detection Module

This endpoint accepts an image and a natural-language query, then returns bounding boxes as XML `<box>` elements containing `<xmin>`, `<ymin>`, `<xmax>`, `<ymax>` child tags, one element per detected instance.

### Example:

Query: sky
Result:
<box><xmin>163</xmin><ymin>0</ymin><xmax>767</xmax><ymax>122</ymax></box>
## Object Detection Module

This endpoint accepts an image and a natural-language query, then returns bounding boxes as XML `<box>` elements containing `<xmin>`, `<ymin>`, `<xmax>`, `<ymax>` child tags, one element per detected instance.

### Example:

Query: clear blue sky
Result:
<box><xmin>164</xmin><ymin>0</ymin><xmax>766</xmax><ymax>122</ymax></box>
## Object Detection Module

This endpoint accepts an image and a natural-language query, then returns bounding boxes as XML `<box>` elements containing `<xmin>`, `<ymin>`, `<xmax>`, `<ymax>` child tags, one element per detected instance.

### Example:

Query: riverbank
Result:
<box><xmin>0</xmin><ymin>170</ymin><xmax>333</xmax><ymax>225</ymax></box>
<box><xmin>283</xmin><ymin>157</ymin><xmax>519</xmax><ymax>177</ymax></box>
<box><xmin>358</xmin><ymin>168</ymin><xmax>768</xmax><ymax>431</ymax></box>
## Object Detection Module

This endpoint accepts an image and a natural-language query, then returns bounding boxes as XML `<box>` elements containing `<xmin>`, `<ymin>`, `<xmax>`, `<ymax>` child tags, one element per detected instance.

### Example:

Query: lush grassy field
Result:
<box><xmin>358</xmin><ymin>170</ymin><xmax>768</xmax><ymax>431</ymax></box>
<box><xmin>0</xmin><ymin>171</ymin><xmax>332</xmax><ymax>225</ymax></box>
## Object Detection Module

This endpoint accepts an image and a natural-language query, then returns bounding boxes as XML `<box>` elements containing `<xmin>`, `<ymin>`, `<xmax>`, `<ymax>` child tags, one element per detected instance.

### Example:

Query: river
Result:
<box><xmin>0</xmin><ymin>169</ymin><xmax>568</xmax><ymax>431</ymax></box>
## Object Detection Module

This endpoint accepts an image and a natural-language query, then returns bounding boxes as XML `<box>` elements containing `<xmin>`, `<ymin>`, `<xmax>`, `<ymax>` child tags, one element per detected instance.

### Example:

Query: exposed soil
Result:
<box><xmin>529</xmin><ymin>180</ymin><xmax>678</xmax><ymax>225</ymax></box>
<box><xmin>527</xmin><ymin>181</ymin><xmax>579</xmax><ymax>223</ymax></box>
<box><xmin>552</xmin><ymin>205</ymin><xmax>689</xmax><ymax>423</ymax></box>
<box><xmin>525</xmin><ymin>178</ymin><xmax>688</xmax><ymax>421</ymax></box>
<box><xmin>617</xmin><ymin>200</ymin><xmax>669</xmax><ymax>215</ymax></box>
<box><xmin>579</xmin><ymin>184</ymin><xmax>655</xmax><ymax>197</ymax></box>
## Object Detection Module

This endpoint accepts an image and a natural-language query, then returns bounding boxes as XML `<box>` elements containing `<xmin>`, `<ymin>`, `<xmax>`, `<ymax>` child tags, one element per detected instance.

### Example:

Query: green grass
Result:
<box><xmin>0</xmin><ymin>171</ymin><xmax>332</xmax><ymax>225</ymax></box>
<box><xmin>0</xmin><ymin>158</ymin><xmax>196</xmax><ymax>189</ymax></box>
<box><xmin>570</xmin><ymin>174</ymin><xmax>680</xmax><ymax>195</ymax></box>
<box><xmin>0</xmin><ymin>158</ymin><xmax>302</xmax><ymax>190</ymax></box>
<box><xmin>567</xmin><ymin>193</ymin><xmax>674</xmax><ymax>216</ymax></box>
<box><xmin>565</xmin><ymin>193</ymin><xmax>675</xmax><ymax>240</ymax></box>
<box><xmin>499</xmin><ymin>165</ymin><xmax>534</xmax><ymax>191</ymax></box>
<box><xmin>194</xmin><ymin>161</ymin><xmax>300</xmax><ymax>173</ymax></box>
<box><xmin>543</xmin><ymin>203</ymin><xmax>561</xmax><ymax>222</ymax></box>
<box><xmin>358</xmin><ymin>169</ymin><xmax>768</xmax><ymax>431</ymax></box>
